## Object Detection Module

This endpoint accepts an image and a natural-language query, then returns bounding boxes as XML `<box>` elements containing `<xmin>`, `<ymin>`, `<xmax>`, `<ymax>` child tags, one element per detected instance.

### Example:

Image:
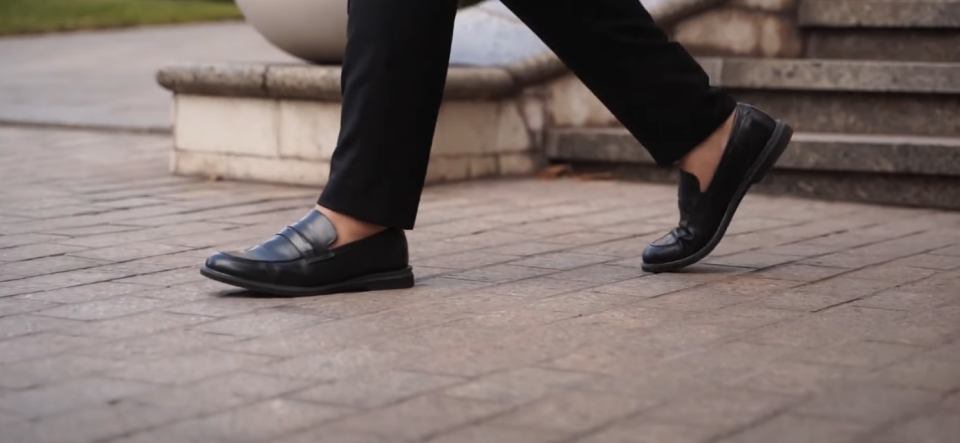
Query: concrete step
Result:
<box><xmin>799</xmin><ymin>0</ymin><xmax>960</xmax><ymax>28</ymax></box>
<box><xmin>545</xmin><ymin>128</ymin><xmax>960</xmax><ymax>209</ymax></box>
<box><xmin>799</xmin><ymin>0</ymin><xmax>960</xmax><ymax>62</ymax></box>
<box><xmin>804</xmin><ymin>29</ymin><xmax>960</xmax><ymax>63</ymax></box>
<box><xmin>547</xmin><ymin>129</ymin><xmax>960</xmax><ymax>176</ymax></box>
<box><xmin>700</xmin><ymin>58</ymin><xmax>960</xmax><ymax>137</ymax></box>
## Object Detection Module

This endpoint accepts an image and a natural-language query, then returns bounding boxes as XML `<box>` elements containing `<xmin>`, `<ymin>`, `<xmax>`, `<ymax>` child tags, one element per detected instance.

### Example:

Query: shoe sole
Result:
<box><xmin>199</xmin><ymin>266</ymin><xmax>415</xmax><ymax>297</ymax></box>
<box><xmin>642</xmin><ymin>121</ymin><xmax>794</xmax><ymax>273</ymax></box>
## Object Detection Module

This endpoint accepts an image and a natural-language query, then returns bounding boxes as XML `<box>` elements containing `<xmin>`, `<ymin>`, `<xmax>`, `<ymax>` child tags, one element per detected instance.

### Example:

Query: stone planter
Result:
<box><xmin>158</xmin><ymin>64</ymin><xmax>546</xmax><ymax>187</ymax></box>
<box><xmin>235</xmin><ymin>0</ymin><xmax>349</xmax><ymax>63</ymax></box>
<box><xmin>156</xmin><ymin>0</ymin><xmax>729</xmax><ymax>188</ymax></box>
<box><xmin>231</xmin><ymin>0</ymin><xmax>717</xmax><ymax>65</ymax></box>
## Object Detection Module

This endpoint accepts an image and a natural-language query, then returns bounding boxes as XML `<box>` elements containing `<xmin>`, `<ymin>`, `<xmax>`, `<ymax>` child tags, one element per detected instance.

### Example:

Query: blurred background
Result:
<box><xmin>0</xmin><ymin>0</ymin><xmax>485</xmax><ymax>36</ymax></box>
<box><xmin>0</xmin><ymin>0</ymin><xmax>242</xmax><ymax>36</ymax></box>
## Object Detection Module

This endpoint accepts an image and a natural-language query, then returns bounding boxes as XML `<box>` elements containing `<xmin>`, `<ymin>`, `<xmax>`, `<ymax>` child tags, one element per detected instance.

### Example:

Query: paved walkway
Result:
<box><xmin>2</xmin><ymin>126</ymin><xmax>960</xmax><ymax>442</ymax></box>
<box><xmin>0</xmin><ymin>23</ymin><xmax>298</xmax><ymax>131</ymax></box>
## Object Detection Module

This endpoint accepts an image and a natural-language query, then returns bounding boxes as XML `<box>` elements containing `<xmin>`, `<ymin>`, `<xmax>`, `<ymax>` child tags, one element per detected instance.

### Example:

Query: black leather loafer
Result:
<box><xmin>642</xmin><ymin>104</ymin><xmax>793</xmax><ymax>273</ymax></box>
<box><xmin>200</xmin><ymin>210</ymin><xmax>414</xmax><ymax>296</ymax></box>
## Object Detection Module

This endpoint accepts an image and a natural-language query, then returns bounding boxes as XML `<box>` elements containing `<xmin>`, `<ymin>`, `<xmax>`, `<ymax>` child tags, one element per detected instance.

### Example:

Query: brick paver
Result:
<box><xmin>1</xmin><ymin>126</ymin><xmax>959</xmax><ymax>442</ymax></box>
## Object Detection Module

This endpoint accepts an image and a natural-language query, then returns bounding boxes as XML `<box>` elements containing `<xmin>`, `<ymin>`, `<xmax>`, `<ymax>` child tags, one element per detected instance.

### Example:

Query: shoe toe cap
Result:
<box><xmin>642</xmin><ymin>243</ymin><xmax>673</xmax><ymax>265</ymax></box>
<box><xmin>642</xmin><ymin>233</ymin><xmax>687</xmax><ymax>265</ymax></box>
<box><xmin>205</xmin><ymin>251</ymin><xmax>253</xmax><ymax>277</ymax></box>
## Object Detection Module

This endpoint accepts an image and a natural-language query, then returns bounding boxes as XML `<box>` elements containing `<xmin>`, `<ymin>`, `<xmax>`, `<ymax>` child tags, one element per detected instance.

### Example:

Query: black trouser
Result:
<box><xmin>318</xmin><ymin>0</ymin><xmax>737</xmax><ymax>229</ymax></box>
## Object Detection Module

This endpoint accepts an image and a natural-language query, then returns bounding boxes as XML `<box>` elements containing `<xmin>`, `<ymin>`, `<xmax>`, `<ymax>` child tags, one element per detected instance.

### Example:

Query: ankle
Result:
<box><xmin>315</xmin><ymin>205</ymin><xmax>387</xmax><ymax>247</ymax></box>
<box><xmin>679</xmin><ymin>112</ymin><xmax>735</xmax><ymax>191</ymax></box>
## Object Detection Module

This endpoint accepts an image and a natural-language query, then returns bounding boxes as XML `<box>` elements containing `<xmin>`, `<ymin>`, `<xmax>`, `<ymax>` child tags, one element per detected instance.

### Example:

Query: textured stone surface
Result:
<box><xmin>780</xmin><ymin>133</ymin><xmax>960</xmax><ymax>175</ymax></box>
<box><xmin>264</xmin><ymin>65</ymin><xmax>343</xmax><ymax>100</ymax></box>
<box><xmin>2</xmin><ymin>126</ymin><xmax>960</xmax><ymax>441</ymax></box>
<box><xmin>496</xmin><ymin>101</ymin><xmax>534</xmax><ymax>153</ymax></box>
<box><xmin>156</xmin><ymin>63</ymin><xmax>269</xmax><ymax>98</ymax></box>
<box><xmin>174</xmin><ymin>95</ymin><xmax>279</xmax><ymax>157</ymax></box>
<box><xmin>800</xmin><ymin>0</ymin><xmax>960</xmax><ymax>28</ymax></box>
<box><xmin>718</xmin><ymin>58</ymin><xmax>960</xmax><ymax>94</ymax></box>
<box><xmin>548</xmin><ymin>128</ymin><xmax>960</xmax><ymax>176</ymax></box>
<box><xmin>868</xmin><ymin>410</ymin><xmax>960</xmax><ymax>443</ymax></box>
<box><xmin>805</xmin><ymin>29</ymin><xmax>960</xmax><ymax>63</ymax></box>
<box><xmin>730</xmin><ymin>89</ymin><xmax>960</xmax><ymax>137</ymax></box>
<box><xmin>547</xmin><ymin>128</ymin><xmax>960</xmax><ymax>209</ymax></box>
<box><xmin>442</xmin><ymin>68</ymin><xmax>520</xmax><ymax>100</ymax></box>
<box><xmin>673</xmin><ymin>7</ymin><xmax>803</xmax><ymax>58</ymax></box>
<box><xmin>599</xmin><ymin>162</ymin><xmax>960</xmax><ymax>211</ymax></box>
<box><xmin>173</xmin><ymin>150</ymin><xmax>332</xmax><ymax>187</ymax></box>
<box><xmin>752</xmin><ymin>169</ymin><xmax>960</xmax><ymax>212</ymax></box>
<box><xmin>277</xmin><ymin>101</ymin><xmax>341</xmax><ymax>162</ymax></box>
<box><xmin>542</xmin><ymin>57</ymin><xmax>960</xmax><ymax>137</ymax></box>
<box><xmin>504</xmin><ymin>52</ymin><xmax>568</xmax><ymax>87</ymax></box>
<box><xmin>646</xmin><ymin>0</ymin><xmax>730</xmax><ymax>24</ymax></box>
<box><xmin>160</xmin><ymin>64</ymin><xmax>520</xmax><ymax>101</ymax></box>
<box><xmin>729</xmin><ymin>0</ymin><xmax>798</xmax><ymax>12</ymax></box>
<box><xmin>545</xmin><ymin>74</ymin><xmax>618</xmax><ymax>128</ymax></box>
<box><xmin>431</xmin><ymin>100</ymin><xmax>503</xmax><ymax>156</ymax></box>
<box><xmin>546</xmin><ymin>128</ymin><xmax>653</xmax><ymax>164</ymax></box>
<box><xmin>170</xmin><ymin>92</ymin><xmax>543</xmax><ymax>185</ymax></box>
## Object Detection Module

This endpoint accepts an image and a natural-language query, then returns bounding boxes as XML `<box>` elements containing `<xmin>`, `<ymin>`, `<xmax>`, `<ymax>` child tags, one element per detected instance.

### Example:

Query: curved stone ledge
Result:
<box><xmin>158</xmin><ymin>63</ymin><xmax>521</xmax><ymax>101</ymax></box>
<box><xmin>264</xmin><ymin>65</ymin><xmax>342</xmax><ymax>100</ymax></box>
<box><xmin>649</xmin><ymin>0</ymin><xmax>727</xmax><ymax>24</ymax></box>
<box><xmin>504</xmin><ymin>52</ymin><xmax>568</xmax><ymax>88</ymax></box>
<box><xmin>157</xmin><ymin>63</ymin><xmax>269</xmax><ymax>98</ymax></box>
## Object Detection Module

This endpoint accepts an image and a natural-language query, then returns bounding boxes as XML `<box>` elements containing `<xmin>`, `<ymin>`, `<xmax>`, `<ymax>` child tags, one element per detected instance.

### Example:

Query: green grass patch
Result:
<box><xmin>0</xmin><ymin>0</ymin><xmax>243</xmax><ymax>36</ymax></box>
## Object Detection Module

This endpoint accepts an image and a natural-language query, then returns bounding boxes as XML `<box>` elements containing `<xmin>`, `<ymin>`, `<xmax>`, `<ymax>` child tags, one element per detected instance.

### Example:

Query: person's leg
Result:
<box><xmin>501</xmin><ymin>0</ymin><xmax>792</xmax><ymax>272</ymax></box>
<box><xmin>201</xmin><ymin>0</ymin><xmax>459</xmax><ymax>296</ymax></box>
<box><xmin>501</xmin><ymin>0</ymin><xmax>735</xmax><ymax>180</ymax></box>
<box><xmin>319</xmin><ymin>0</ymin><xmax>461</xmax><ymax>243</ymax></box>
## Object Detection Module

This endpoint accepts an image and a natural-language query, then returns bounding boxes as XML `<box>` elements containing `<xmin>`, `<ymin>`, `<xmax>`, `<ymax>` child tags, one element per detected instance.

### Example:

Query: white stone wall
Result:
<box><xmin>671</xmin><ymin>0</ymin><xmax>802</xmax><ymax>58</ymax></box>
<box><xmin>545</xmin><ymin>75</ymin><xmax>618</xmax><ymax>129</ymax></box>
<box><xmin>171</xmin><ymin>94</ymin><xmax>544</xmax><ymax>186</ymax></box>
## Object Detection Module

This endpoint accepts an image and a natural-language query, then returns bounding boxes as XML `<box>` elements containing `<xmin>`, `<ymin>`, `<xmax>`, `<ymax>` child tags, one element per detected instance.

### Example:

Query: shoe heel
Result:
<box><xmin>752</xmin><ymin>123</ymin><xmax>794</xmax><ymax>185</ymax></box>
<box><xmin>357</xmin><ymin>267</ymin><xmax>416</xmax><ymax>291</ymax></box>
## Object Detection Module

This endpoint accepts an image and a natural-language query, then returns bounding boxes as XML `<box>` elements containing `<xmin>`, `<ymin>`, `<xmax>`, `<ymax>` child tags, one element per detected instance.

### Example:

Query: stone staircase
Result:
<box><xmin>156</xmin><ymin>0</ymin><xmax>724</xmax><ymax>188</ymax></box>
<box><xmin>548</xmin><ymin>0</ymin><xmax>960</xmax><ymax>209</ymax></box>
<box><xmin>802</xmin><ymin>0</ymin><xmax>960</xmax><ymax>62</ymax></box>
<box><xmin>158</xmin><ymin>0</ymin><xmax>960</xmax><ymax>210</ymax></box>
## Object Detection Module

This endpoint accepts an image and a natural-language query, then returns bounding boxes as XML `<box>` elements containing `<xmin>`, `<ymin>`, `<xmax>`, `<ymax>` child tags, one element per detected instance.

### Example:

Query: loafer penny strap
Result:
<box><xmin>276</xmin><ymin>210</ymin><xmax>338</xmax><ymax>260</ymax></box>
<box><xmin>277</xmin><ymin>226</ymin><xmax>321</xmax><ymax>259</ymax></box>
